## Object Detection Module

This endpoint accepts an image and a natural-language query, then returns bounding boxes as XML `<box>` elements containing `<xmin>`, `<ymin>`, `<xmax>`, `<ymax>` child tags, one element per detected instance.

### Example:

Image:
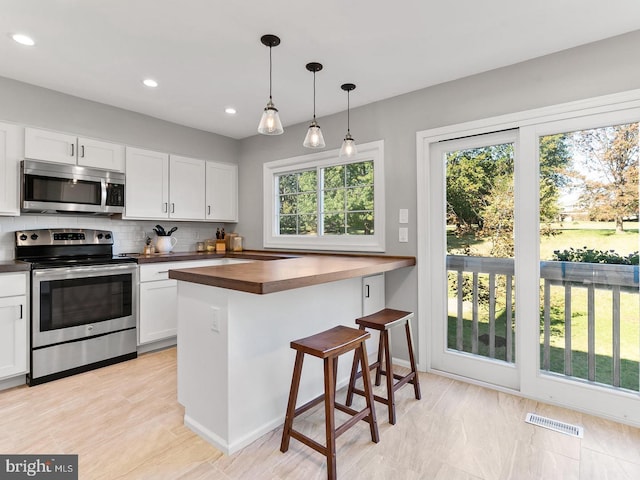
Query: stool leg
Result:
<box><xmin>405</xmin><ymin>320</ymin><xmax>422</xmax><ymax>400</ymax></box>
<box><xmin>280</xmin><ymin>351</ymin><xmax>304</xmax><ymax>453</ymax></box>
<box><xmin>358</xmin><ymin>340</ymin><xmax>379</xmax><ymax>443</ymax></box>
<box><xmin>374</xmin><ymin>332</ymin><xmax>384</xmax><ymax>386</ymax></box>
<box><xmin>382</xmin><ymin>330</ymin><xmax>396</xmax><ymax>425</ymax></box>
<box><xmin>324</xmin><ymin>356</ymin><xmax>337</xmax><ymax>480</ymax></box>
<box><xmin>345</xmin><ymin>347</ymin><xmax>359</xmax><ymax>406</ymax></box>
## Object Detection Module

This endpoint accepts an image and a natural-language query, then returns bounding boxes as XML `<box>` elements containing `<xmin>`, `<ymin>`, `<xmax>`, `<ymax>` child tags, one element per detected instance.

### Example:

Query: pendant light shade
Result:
<box><xmin>303</xmin><ymin>62</ymin><xmax>325</xmax><ymax>148</ymax></box>
<box><xmin>339</xmin><ymin>83</ymin><xmax>357</xmax><ymax>158</ymax></box>
<box><xmin>257</xmin><ymin>34</ymin><xmax>284</xmax><ymax>135</ymax></box>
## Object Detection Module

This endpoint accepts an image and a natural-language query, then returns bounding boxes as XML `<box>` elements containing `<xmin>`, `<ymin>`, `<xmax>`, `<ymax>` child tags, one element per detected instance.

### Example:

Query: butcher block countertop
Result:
<box><xmin>167</xmin><ymin>252</ymin><xmax>416</xmax><ymax>294</ymax></box>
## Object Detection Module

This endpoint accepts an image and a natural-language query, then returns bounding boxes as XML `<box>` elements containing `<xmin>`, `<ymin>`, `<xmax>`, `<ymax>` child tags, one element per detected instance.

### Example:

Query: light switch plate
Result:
<box><xmin>399</xmin><ymin>208</ymin><xmax>409</xmax><ymax>224</ymax></box>
<box><xmin>399</xmin><ymin>227</ymin><xmax>408</xmax><ymax>243</ymax></box>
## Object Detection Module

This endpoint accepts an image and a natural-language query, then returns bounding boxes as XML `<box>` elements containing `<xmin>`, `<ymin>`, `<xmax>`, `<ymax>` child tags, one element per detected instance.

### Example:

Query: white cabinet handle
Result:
<box><xmin>163</xmin><ymin>202</ymin><xmax>168</xmax><ymax>213</ymax></box>
<box><xmin>70</xmin><ymin>143</ymin><xmax>75</xmax><ymax>157</ymax></box>
<box><xmin>208</xmin><ymin>205</ymin><xmax>211</xmax><ymax>215</ymax></box>
<box><xmin>171</xmin><ymin>203</ymin><xmax>175</xmax><ymax>213</ymax></box>
<box><xmin>81</xmin><ymin>145</ymin><xmax>85</xmax><ymax>157</ymax></box>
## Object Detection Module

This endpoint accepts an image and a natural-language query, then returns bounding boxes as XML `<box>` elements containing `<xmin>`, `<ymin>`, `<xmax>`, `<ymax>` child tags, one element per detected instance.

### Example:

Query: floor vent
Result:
<box><xmin>525</xmin><ymin>413</ymin><xmax>584</xmax><ymax>438</ymax></box>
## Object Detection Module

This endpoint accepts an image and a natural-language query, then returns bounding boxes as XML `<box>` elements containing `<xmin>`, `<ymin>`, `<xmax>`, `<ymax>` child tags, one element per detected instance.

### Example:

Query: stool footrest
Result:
<box><xmin>292</xmin><ymin>393</ymin><xmax>326</xmax><ymax>418</ymax></box>
<box><xmin>289</xmin><ymin>429</ymin><xmax>327</xmax><ymax>456</ymax></box>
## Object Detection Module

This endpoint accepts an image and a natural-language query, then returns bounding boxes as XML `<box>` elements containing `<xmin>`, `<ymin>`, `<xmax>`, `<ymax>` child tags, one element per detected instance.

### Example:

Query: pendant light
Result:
<box><xmin>339</xmin><ymin>83</ymin><xmax>357</xmax><ymax>158</ymax></box>
<box><xmin>303</xmin><ymin>62</ymin><xmax>325</xmax><ymax>148</ymax></box>
<box><xmin>257</xmin><ymin>34</ymin><xmax>284</xmax><ymax>135</ymax></box>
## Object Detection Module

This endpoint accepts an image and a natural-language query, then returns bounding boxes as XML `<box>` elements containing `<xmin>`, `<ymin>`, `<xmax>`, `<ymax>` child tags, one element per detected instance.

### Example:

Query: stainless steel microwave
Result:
<box><xmin>21</xmin><ymin>160</ymin><xmax>125</xmax><ymax>215</ymax></box>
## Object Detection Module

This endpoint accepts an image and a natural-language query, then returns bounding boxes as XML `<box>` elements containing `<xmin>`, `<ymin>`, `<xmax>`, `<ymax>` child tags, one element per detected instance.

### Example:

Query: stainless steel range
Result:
<box><xmin>15</xmin><ymin>228</ymin><xmax>138</xmax><ymax>386</ymax></box>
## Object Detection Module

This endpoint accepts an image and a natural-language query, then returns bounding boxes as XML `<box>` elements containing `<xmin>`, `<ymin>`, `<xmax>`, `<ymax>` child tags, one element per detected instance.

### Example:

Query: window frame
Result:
<box><xmin>263</xmin><ymin>140</ymin><xmax>385</xmax><ymax>252</ymax></box>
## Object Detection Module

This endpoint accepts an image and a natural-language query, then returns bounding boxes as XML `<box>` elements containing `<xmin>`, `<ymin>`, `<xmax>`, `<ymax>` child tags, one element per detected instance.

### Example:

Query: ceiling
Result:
<box><xmin>1</xmin><ymin>1</ymin><xmax>640</xmax><ymax>140</ymax></box>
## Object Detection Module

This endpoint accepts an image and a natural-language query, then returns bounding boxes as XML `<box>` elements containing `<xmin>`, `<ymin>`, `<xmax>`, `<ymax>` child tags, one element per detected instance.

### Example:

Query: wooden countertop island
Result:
<box><xmin>168</xmin><ymin>252</ymin><xmax>415</xmax><ymax>294</ymax></box>
<box><xmin>172</xmin><ymin>252</ymin><xmax>415</xmax><ymax>456</ymax></box>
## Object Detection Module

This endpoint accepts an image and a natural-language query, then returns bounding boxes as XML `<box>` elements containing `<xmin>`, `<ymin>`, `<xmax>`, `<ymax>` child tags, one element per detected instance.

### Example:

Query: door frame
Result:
<box><xmin>417</xmin><ymin>88</ymin><xmax>640</xmax><ymax>427</ymax></box>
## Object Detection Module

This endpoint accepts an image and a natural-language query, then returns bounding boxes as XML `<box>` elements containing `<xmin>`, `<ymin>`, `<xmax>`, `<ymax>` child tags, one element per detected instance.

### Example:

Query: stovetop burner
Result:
<box><xmin>15</xmin><ymin>228</ymin><xmax>135</xmax><ymax>268</ymax></box>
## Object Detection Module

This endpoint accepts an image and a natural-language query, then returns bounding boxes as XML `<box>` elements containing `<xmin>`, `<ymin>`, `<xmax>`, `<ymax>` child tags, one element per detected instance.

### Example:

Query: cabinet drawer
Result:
<box><xmin>0</xmin><ymin>273</ymin><xmax>27</xmax><ymax>297</ymax></box>
<box><xmin>139</xmin><ymin>258</ymin><xmax>249</xmax><ymax>282</ymax></box>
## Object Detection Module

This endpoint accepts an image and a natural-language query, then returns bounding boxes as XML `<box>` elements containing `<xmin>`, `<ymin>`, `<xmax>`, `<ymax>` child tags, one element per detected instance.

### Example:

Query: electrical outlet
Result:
<box><xmin>399</xmin><ymin>208</ymin><xmax>409</xmax><ymax>224</ymax></box>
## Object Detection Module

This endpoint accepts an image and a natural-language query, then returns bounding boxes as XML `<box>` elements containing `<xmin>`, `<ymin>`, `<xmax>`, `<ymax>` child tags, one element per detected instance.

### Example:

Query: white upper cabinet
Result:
<box><xmin>206</xmin><ymin>161</ymin><xmax>238</xmax><ymax>222</ymax></box>
<box><xmin>125</xmin><ymin>149</ymin><xmax>207</xmax><ymax>221</ymax></box>
<box><xmin>169</xmin><ymin>155</ymin><xmax>206</xmax><ymax>220</ymax></box>
<box><xmin>0</xmin><ymin>122</ymin><xmax>23</xmax><ymax>216</ymax></box>
<box><xmin>124</xmin><ymin>147</ymin><xmax>169</xmax><ymax>219</ymax></box>
<box><xmin>25</xmin><ymin>127</ymin><xmax>125</xmax><ymax>171</ymax></box>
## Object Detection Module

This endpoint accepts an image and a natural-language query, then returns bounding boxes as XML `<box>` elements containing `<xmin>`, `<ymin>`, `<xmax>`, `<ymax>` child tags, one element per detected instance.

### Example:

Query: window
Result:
<box><xmin>264</xmin><ymin>140</ymin><xmax>385</xmax><ymax>251</ymax></box>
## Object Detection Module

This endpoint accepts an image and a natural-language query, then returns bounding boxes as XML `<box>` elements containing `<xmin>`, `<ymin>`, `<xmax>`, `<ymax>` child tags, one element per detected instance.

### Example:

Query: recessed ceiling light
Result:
<box><xmin>224</xmin><ymin>107</ymin><xmax>237</xmax><ymax>115</ymax></box>
<box><xmin>12</xmin><ymin>33</ymin><xmax>35</xmax><ymax>46</ymax></box>
<box><xmin>142</xmin><ymin>78</ymin><xmax>158</xmax><ymax>88</ymax></box>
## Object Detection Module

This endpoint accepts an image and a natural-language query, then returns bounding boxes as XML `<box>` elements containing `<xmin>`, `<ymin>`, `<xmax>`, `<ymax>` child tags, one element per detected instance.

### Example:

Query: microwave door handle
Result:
<box><xmin>101</xmin><ymin>179</ymin><xmax>107</xmax><ymax>208</ymax></box>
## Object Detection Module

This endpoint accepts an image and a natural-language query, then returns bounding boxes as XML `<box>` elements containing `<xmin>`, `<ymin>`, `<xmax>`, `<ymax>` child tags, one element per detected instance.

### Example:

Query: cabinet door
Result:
<box><xmin>0</xmin><ymin>122</ymin><xmax>23</xmax><ymax>215</ymax></box>
<box><xmin>24</xmin><ymin>127</ymin><xmax>76</xmax><ymax>165</ymax></box>
<box><xmin>78</xmin><ymin>137</ymin><xmax>125</xmax><ymax>171</ymax></box>
<box><xmin>205</xmin><ymin>161</ymin><xmax>238</xmax><ymax>222</ymax></box>
<box><xmin>362</xmin><ymin>273</ymin><xmax>385</xmax><ymax>316</ymax></box>
<box><xmin>0</xmin><ymin>296</ymin><xmax>27</xmax><ymax>379</ymax></box>
<box><xmin>169</xmin><ymin>155</ymin><xmax>205</xmax><ymax>220</ymax></box>
<box><xmin>124</xmin><ymin>147</ymin><xmax>169</xmax><ymax>219</ymax></box>
<box><xmin>139</xmin><ymin>279</ymin><xmax>177</xmax><ymax>344</ymax></box>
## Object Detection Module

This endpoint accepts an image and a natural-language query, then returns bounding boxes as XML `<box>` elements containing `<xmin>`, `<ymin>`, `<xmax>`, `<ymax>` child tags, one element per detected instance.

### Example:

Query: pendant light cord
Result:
<box><xmin>347</xmin><ymin>90</ymin><xmax>351</xmax><ymax>134</ymax></box>
<box><xmin>312</xmin><ymin>71</ymin><xmax>316</xmax><ymax>120</ymax></box>
<box><xmin>269</xmin><ymin>46</ymin><xmax>273</xmax><ymax>101</ymax></box>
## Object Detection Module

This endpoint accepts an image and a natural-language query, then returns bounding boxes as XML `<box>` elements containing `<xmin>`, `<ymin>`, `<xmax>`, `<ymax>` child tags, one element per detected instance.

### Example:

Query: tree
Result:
<box><xmin>571</xmin><ymin>123</ymin><xmax>639</xmax><ymax>232</ymax></box>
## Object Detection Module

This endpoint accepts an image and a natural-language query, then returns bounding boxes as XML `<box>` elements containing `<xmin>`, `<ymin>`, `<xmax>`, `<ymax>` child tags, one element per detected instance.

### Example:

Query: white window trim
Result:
<box><xmin>263</xmin><ymin>140</ymin><xmax>385</xmax><ymax>252</ymax></box>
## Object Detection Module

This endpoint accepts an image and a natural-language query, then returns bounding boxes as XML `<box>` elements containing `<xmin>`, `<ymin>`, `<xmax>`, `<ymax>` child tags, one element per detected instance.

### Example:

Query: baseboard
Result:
<box><xmin>0</xmin><ymin>374</ymin><xmax>26</xmax><ymax>391</ymax></box>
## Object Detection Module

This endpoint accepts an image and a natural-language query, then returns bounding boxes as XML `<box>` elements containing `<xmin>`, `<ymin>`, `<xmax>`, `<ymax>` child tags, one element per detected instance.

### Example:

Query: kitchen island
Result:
<box><xmin>169</xmin><ymin>253</ymin><xmax>415</xmax><ymax>455</ymax></box>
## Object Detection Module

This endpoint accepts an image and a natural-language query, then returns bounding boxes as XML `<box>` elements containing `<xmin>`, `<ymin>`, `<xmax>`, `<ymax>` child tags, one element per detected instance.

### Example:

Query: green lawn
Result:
<box><xmin>446</xmin><ymin>221</ymin><xmax>639</xmax><ymax>392</ymax></box>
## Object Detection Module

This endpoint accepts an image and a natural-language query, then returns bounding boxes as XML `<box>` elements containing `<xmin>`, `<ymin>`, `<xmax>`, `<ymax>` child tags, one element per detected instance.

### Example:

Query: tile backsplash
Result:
<box><xmin>0</xmin><ymin>215</ymin><xmax>230</xmax><ymax>260</ymax></box>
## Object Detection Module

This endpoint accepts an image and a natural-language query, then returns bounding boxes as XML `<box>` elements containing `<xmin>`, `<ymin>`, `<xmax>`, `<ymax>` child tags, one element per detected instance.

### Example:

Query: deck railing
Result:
<box><xmin>447</xmin><ymin>255</ymin><xmax>639</xmax><ymax>388</ymax></box>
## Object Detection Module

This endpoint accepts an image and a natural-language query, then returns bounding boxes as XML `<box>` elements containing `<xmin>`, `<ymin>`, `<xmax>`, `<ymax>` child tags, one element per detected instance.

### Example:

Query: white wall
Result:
<box><xmin>236</xmin><ymin>29</ymin><xmax>640</xmax><ymax>358</ymax></box>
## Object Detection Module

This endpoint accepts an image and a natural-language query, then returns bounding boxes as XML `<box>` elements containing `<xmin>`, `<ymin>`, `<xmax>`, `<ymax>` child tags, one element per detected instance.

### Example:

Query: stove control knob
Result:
<box><xmin>105</xmin><ymin>233</ymin><xmax>112</xmax><ymax>240</ymax></box>
<box><xmin>19</xmin><ymin>234</ymin><xmax>28</xmax><ymax>241</ymax></box>
<box><xmin>30</xmin><ymin>234</ymin><xmax>39</xmax><ymax>241</ymax></box>
<box><xmin>97</xmin><ymin>233</ymin><xmax>104</xmax><ymax>240</ymax></box>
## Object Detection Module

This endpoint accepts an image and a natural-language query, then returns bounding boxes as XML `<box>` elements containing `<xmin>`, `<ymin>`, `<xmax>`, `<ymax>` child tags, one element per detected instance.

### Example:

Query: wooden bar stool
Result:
<box><xmin>346</xmin><ymin>308</ymin><xmax>421</xmax><ymax>425</ymax></box>
<box><xmin>280</xmin><ymin>325</ymin><xmax>379</xmax><ymax>480</ymax></box>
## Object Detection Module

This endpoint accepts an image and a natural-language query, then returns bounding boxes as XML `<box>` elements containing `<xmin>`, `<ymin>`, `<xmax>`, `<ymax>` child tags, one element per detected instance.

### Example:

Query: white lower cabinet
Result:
<box><xmin>0</xmin><ymin>273</ymin><xmax>28</xmax><ymax>380</ymax></box>
<box><xmin>138</xmin><ymin>259</ymin><xmax>251</xmax><ymax>345</ymax></box>
<box><xmin>362</xmin><ymin>273</ymin><xmax>385</xmax><ymax>316</ymax></box>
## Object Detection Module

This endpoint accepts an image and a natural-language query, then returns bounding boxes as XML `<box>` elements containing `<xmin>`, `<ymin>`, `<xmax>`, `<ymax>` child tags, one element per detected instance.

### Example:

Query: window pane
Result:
<box><xmin>279</xmin><ymin>215</ymin><xmax>297</xmax><ymax>234</ymax></box>
<box><xmin>346</xmin><ymin>161</ymin><xmax>373</xmax><ymax>187</ymax></box>
<box><xmin>346</xmin><ymin>186</ymin><xmax>374</xmax><ymax>211</ymax></box>
<box><xmin>279</xmin><ymin>194</ymin><xmax>296</xmax><ymax>215</ymax></box>
<box><xmin>323</xmin><ymin>213</ymin><xmax>345</xmax><ymax>235</ymax></box>
<box><xmin>298</xmin><ymin>170</ymin><xmax>317</xmax><ymax>192</ymax></box>
<box><xmin>298</xmin><ymin>214</ymin><xmax>318</xmax><ymax>234</ymax></box>
<box><xmin>297</xmin><ymin>193</ymin><xmax>317</xmax><ymax>214</ymax></box>
<box><xmin>539</xmin><ymin>122</ymin><xmax>639</xmax><ymax>392</ymax></box>
<box><xmin>323</xmin><ymin>190</ymin><xmax>345</xmax><ymax>212</ymax></box>
<box><xmin>347</xmin><ymin>212</ymin><xmax>374</xmax><ymax>235</ymax></box>
<box><xmin>279</xmin><ymin>174</ymin><xmax>297</xmax><ymax>195</ymax></box>
<box><xmin>323</xmin><ymin>165</ymin><xmax>345</xmax><ymax>189</ymax></box>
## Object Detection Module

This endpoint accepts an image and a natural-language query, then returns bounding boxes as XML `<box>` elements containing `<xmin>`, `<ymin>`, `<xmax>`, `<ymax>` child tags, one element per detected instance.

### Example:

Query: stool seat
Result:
<box><xmin>346</xmin><ymin>308</ymin><xmax>421</xmax><ymax>425</ymax></box>
<box><xmin>281</xmin><ymin>325</ymin><xmax>379</xmax><ymax>480</ymax></box>
<box><xmin>356</xmin><ymin>308</ymin><xmax>413</xmax><ymax>330</ymax></box>
<box><xmin>291</xmin><ymin>325</ymin><xmax>371</xmax><ymax>358</ymax></box>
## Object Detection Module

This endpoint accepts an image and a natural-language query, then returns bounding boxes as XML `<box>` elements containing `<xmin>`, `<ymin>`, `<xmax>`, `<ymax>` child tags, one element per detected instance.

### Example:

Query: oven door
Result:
<box><xmin>32</xmin><ymin>263</ymin><xmax>138</xmax><ymax>348</ymax></box>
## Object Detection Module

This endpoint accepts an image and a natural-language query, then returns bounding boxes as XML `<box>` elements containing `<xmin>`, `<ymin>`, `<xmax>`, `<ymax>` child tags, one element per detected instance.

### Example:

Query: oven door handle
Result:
<box><xmin>33</xmin><ymin>264</ymin><xmax>137</xmax><ymax>279</ymax></box>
